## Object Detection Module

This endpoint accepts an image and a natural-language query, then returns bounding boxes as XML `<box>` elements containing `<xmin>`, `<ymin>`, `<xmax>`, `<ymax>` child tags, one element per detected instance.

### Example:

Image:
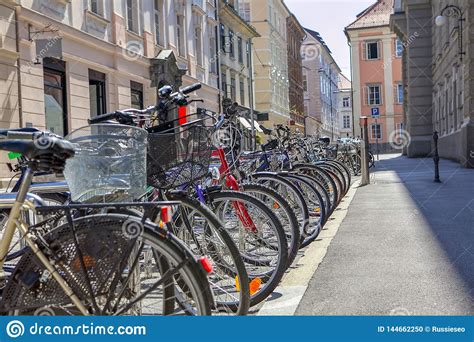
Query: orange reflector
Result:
<box><xmin>249</xmin><ymin>278</ymin><xmax>262</xmax><ymax>295</ymax></box>
<box><xmin>200</xmin><ymin>257</ymin><xmax>213</xmax><ymax>274</ymax></box>
<box><xmin>273</xmin><ymin>202</ymin><xmax>280</xmax><ymax>209</ymax></box>
<box><xmin>159</xmin><ymin>220</ymin><xmax>165</xmax><ymax>229</ymax></box>
<box><xmin>314</xmin><ymin>208</ymin><xmax>321</xmax><ymax>213</ymax></box>
<box><xmin>72</xmin><ymin>255</ymin><xmax>96</xmax><ymax>271</ymax></box>
<box><xmin>160</xmin><ymin>206</ymin><xmax>171</xmax><ymax>224</ymax></box>
<box><xmin>235</xmin><ymin>276</ymin><xmax>240</xmax><ymax>292</ymax></box>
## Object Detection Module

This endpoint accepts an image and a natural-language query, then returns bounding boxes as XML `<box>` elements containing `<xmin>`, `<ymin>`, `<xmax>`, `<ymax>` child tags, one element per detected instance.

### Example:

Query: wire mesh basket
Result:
<box><xmin>64</xmin><ymin>124</ymin><xmax>147</xmax><ymax>202</ymax></box>
<box><xmin>147</xmin><ymin>122</ymin><xmax>213</xmax><ymax>190</ymax></box>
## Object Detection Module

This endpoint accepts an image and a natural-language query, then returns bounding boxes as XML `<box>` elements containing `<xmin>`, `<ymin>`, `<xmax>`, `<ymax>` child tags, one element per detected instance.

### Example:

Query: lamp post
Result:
<box><xmin>435</xmin><ymin>5</ymin><xmax>465</xmax><ymax>61</ymax></box>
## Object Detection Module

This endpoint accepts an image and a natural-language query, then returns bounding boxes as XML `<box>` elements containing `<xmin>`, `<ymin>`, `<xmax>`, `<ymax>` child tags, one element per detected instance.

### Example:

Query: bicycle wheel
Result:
<box><xmin>3</xmin><ymin>214</ymin><xmax>212</xmax><ymax>316</ymax></box>
<box><xmin>206</xmin><ymin>190</ymin><xmax>288</xmax><ymax>306</ymax></box>
<box><xmin>162</xmin><ymin>193</ymin><xmax>250</xmax><ymax>315</ymax></box>
<box><xmin>279</xmin><ymin>174</ymin><xmax>325</xmax><ymax>247</ymax></box>
<box><xmin>240</xmin><ymin>182</ymin><xmax>300</xmax><ymax>267</ymax></box>
<box><xmin>251</xmin><ymin>172</ymin><xmax>310</xmax><ymax>244</ymax></box>
<box><xmin>293</xmin><ymin>164</ymin><xmax>338</xmax><ymax>213</ymax></box>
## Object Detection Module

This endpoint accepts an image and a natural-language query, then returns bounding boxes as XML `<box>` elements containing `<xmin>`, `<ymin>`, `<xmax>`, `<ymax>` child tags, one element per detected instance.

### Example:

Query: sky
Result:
<box><xmin>285</xmin><ymin>0</ymin><xmax>375</xmax><ymax>78</ymax></box>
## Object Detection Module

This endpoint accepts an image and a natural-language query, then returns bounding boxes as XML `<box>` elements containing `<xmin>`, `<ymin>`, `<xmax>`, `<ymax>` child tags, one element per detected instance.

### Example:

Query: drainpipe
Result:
<box><xmin>14</xmin><ymin>5</ymin><xmax>23</xmax><ymax>127</ymax></box>
<box><xmin>215</xmin><ymin>1</ymin><xmax>222</xmax><ymax>113</ymax></box>
<box><xmin>348</xmin><ymin>40</ymin><xmax>355</xmax><ymax>137</ymax></box>
<box><xmin>249</xmin><ymin>37</ymin><xmax>256</xmax><ymax>150</ymax></box>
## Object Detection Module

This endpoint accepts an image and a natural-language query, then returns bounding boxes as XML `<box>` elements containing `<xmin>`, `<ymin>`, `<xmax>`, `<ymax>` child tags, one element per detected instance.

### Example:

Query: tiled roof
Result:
<box><xmin>346</xmin><ymin>0</ymin><xmax>393</xmax><ymax>30</ymax></box>
<box><xmin>304</xmin><ymin>28</ymin><xmax>332</xmax><ymax>54</ymax></box>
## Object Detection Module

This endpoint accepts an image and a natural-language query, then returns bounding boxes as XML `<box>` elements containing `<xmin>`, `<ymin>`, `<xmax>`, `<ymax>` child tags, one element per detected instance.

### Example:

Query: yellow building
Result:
<box><xmin>240</xmin><ymin>0</ymin><xmax>290</xmax><ymax>129</ymax></box>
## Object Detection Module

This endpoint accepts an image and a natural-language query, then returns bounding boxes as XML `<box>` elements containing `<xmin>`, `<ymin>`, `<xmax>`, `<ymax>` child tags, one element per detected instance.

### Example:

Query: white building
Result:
<box><xmin>338</xmin><ymin>73</ymin><xmax>353</xmax><ymax>137</ymax></box>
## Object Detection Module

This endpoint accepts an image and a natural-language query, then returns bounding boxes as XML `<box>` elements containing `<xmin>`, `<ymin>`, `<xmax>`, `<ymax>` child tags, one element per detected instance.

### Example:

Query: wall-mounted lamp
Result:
<box><xmin>435</xmin><ymin>5</ymin><xmax>465</xmax><ymax>61</ymax></box>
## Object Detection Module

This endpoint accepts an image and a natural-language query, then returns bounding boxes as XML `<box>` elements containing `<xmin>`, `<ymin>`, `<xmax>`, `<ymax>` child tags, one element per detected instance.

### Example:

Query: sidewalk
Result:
<box><xmin>296</xmin><ymin>154</ymin><xmax>474</xmax><ymax>315</ymax></box>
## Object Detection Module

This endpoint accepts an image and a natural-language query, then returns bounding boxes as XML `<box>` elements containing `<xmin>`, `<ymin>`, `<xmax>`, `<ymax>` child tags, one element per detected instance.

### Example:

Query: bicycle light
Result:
<box><xmin>200</xmin><ymin>256</ymin><xmax>213</xmax><ymax>274</ymax></box>
<box><xmin>160</xmin><ymin>206</ymin><xmax>171</xmax><ymax>224</ymax></box>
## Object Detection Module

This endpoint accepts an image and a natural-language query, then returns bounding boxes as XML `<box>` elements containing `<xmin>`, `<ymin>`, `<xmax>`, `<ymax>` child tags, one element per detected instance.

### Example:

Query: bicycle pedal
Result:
<box><xmin>15</xmin><ymin>270</ymin><xmax>40</xmax><ymax>290</ymax></box>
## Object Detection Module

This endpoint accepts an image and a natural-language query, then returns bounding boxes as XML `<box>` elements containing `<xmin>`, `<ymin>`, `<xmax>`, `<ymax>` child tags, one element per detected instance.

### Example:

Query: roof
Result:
<box><xmin>304</xmin><ymin>28</ymin><xmax>331</xmax><ymax>54</ymax></box>
<box><xmin>338</xmin><ymin>73</ymin><xmax>351</xmax><ymax>89</ymax></box>
<box><xmin>345</xmin><ymin>0</ymin><xmax>394</xmax><ymax>30</ymax></box>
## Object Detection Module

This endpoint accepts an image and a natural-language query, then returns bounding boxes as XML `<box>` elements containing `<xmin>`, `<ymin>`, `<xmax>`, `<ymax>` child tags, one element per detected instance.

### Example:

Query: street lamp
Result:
<box><xmin>435</xmin><ymin>5</ymin><xmax>465</xmax><ymax>60</ymax></box>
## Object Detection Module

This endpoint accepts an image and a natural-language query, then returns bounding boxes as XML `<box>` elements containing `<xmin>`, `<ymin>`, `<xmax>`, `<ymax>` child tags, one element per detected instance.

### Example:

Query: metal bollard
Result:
<box><xmin>360</xmin><ymin>116</ymin><xmax>370</xmax><ymax>186</ymax></box>
<box><xmin>433</xmin><ymin>131</ymin><xmax>441</xmax><ymax>183</ymax></box>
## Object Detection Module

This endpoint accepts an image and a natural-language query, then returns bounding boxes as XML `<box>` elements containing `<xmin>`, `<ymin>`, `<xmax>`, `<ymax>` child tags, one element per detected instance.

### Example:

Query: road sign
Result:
<box><xmin>371</xmin><ymin>107</ymin><xmax>380</xmax><ymax>118</ymax></box>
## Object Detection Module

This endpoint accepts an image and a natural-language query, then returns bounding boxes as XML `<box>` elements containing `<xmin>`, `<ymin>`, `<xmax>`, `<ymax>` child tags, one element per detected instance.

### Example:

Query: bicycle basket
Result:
<box><xmin>147</xmin><ymin>122</ymin><xmax>213</xmax><ymax>190</ymax></box>
<box><xmin>64</xmin><ymin>124</ymin><xmax>147</xmax><ymax>202</ymax></box>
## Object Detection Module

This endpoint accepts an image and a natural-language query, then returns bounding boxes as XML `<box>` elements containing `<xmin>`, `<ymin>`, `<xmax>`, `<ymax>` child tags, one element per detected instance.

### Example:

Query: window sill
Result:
<box><xmin>126</xmin><ymin>29</ymin><xmax>143</xmax><ymax>39</ymax></box>
<box><xmin>85</xmin><ymin>10</ymin><xmax>110</xmax><ymax>24</ymax></box>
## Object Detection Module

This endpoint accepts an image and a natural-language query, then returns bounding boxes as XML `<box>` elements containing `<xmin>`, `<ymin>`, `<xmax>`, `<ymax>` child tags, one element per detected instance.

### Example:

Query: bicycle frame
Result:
<box><xmin>215</xmin><ymin>147</ymin><xmax>257</xmax><ymax>233</ymax></box>
<box><xmin>0</xmin><ymin>167</ymin><xmax>90</xmax><ymax>315</ymax></box>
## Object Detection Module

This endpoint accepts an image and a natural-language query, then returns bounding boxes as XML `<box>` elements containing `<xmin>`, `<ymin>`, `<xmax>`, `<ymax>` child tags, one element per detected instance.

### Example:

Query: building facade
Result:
<box><xmin>338</xmin><ymin>73</ymin><xmax>353</xmax><ymax>137</ymax></box>
<box><xmin>0</xmin><ymin>0</ymin><xmax>220</xmax><ymax>179</ymax></box>
<box><xmin>302</xmin><ymin>29</ymin><xmax>341</xmax><ymax>140</ymax></box>
<box><xmin>286</xmin><ymin>13</ymin><xmax>306</xmax><ymax>133</ymax></box>
<box><xmin>391</xmin><ymin>0</ymin><xmax>474</xmax><ymax>167</ymax></box>
<box><xmin>346</xmin><ymin>0</ymin><xmax>404</xmax><ymax>152</ymax></box>
<box><xmin>239</xmin><ymin>0</ymin><xmax>290</xmax><ymax>129</ymax></box>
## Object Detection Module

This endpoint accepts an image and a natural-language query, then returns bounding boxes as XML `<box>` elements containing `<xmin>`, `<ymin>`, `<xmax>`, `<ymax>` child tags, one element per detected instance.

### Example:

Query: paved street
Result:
<box><xmin>295</xmin><ymin>154</ymin><xmax>474</xmax><ymax>315</ymax></box>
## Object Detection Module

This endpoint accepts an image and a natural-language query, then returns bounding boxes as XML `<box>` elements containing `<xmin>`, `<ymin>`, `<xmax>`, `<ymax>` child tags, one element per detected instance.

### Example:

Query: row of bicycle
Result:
<box><xmin>0</xmin><ymin>83</ymin><xmax>352</xmax><ymax>316</ymax></box>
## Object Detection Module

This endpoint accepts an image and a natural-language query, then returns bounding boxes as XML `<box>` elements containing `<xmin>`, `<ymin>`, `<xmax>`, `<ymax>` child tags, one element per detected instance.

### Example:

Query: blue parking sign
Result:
<box><xmin>371</xmin><ymin>107</ymin><xmax>380</xmax><ymax>118</ymax></box>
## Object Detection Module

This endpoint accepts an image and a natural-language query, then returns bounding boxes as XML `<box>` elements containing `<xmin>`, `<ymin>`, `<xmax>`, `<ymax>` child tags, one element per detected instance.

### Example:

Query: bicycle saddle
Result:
<box><xmin>0</xmin><ymin>135</ymin><xmax>75</xmax><ymax>172</ymax></box>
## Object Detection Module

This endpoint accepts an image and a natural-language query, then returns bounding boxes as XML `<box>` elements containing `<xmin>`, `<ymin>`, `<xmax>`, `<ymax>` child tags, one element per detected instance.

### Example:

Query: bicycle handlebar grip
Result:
<box><xmin>181</xmin><ymin>83</ymin><xmax>202</xmax><ymax>95</ymax></box>
<box><xmin>88</xmin><ymin>112</ymin><xmax>118</xmax><ymax>124</ymax></box>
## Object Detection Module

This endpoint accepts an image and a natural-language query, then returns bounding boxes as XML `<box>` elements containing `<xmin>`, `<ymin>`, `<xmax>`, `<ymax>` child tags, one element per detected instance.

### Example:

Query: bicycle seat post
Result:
<box><xmin>0</xmin><ymin>167</ymin><xmax>34</xmax><ymax>277</ymax></box>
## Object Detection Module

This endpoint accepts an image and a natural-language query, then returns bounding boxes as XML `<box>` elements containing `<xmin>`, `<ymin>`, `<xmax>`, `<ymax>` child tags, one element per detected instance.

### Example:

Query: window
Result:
<box><xmin>238</xmin><ymin>37</ymin><xmax>243</xmax><ymax>64</ymax></box>
<box><xmin>240</xmin><ymin>78</ymin><xmax>245</xmax><ymax>105</ymax></box>
<box><xmin>43</xmin><ymin>58</ymin><xmax>67</xmax><ymax>136</ymax></box>
<box><xmin>229</xmin><ymin>30</ymin><xmax>235</xmax><ymax>58</ymax></box>
<box><xmin>239</xmin><ymin>1</ymin><xmax>251</xmax><ymax>22</ymax></box>
<box><xmin>194</xmin><ymin>23</ymin><xmax>203</xmax><ymax>66</ymax></box>
<box><xmin>230</xmin><ymin>76</ymin><xmax>236</xmax><ymax>101</ymax></box>
<box><xmin>177</xmin><ymin>15</ymin><xmax>185</xmax><ymax>56</ymax></box>
<box><xmin>343</xmin><ymin>115</ymin><xmax>351</xmax><ymax>129</ymax></box>
<box><xmin>130</xmin><ymin>81</ymin><xmax>143</xmax><ymax>109</ymax></box>
<box><xmin>396</xmin><ymin>84</ymin><xmax>404</xmax><ymax>104</ymax></box>
<box><xmin>371</xmin><ymin>124</ymin><xmax>382</xmax><ymax>140</ymax></box>
<box><xmin>303</xmin><ymin>74</ymin><xmax>307</xmax><ymax>92</ymax></box>
<box><xmin>396</xmin><ymin>122</ymin><xmax>405</xmax><ymax>133</ymax></box>
<box><xmin>221</xmin><ymin>72</ymin><xmax>227</xmax><ymax>95</ymax></box>
<box><xmin>89</xmin><ymin>69</ymin><xmax>106</xmax><ymax>118</ymax></box>
<box><xmin>154</xmin><ymin>0</ymin><xmax>164</xmax><ymax>45</ymax></box>
<box><xmin>246</xmin><ymin>39</ymin><xmax>251</xmax><ymax>66</ymax></box>
<box><xmin>366</xmin><ymin>85</ymin><xmax>382</xmax><ymax>105</ymax></box>
<box><xmin>126</xmin><ymin>0</ymin><xmax>140</xmax><ymax>34</ymax></box>
<box><xmin>220</xmin><ymin>24</ymin><xmax>226</xmax><ymax>52</ymax></box>
<box><xmin>365</xmin><ymin>41</ymin><xmax>380</xmax><ymax>60</ymax></box>
<box><xmin>343</xmin><ymin>97</ymin><xmax>350</xmax><ymax>108</ymax></box>
<box><xmin>209</xmin><ymin>26</ymin><xmax>217</xmax><ymax>74</ymax></box>
<box><xmin>395</xmin><ymin>39</ymin><xmax>403</xmax><ymax>58</ymax></box>
<box><xmin>90</xmin><ymin>0</ymin><xmax>104</xmax><ymax>16</ymax></box>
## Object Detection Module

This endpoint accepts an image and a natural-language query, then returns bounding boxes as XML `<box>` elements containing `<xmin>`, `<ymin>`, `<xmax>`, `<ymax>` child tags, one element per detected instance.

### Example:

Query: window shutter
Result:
<box><xmin>379</xmin><ymin>85</ymin><xmax>383</xmax><ymax>105</ymax></box>
<box><xmin>377</xmin><ymin>40</ymin><xmax>381</xmax><ymax>59</ymax></box>
<box><xmin>393</xmin><ymin>85</ymin><xmax>398</xmax><ymax>104</ymax></box>
<box><xmin>362</xmin><ymin>42</ymin><xmax>367</xmax><ymax>60</ymax></box>
<box><xmin>363</xmin><ymin>85</ymin><xmax>368</xmax><ymax>105</ymax></box>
